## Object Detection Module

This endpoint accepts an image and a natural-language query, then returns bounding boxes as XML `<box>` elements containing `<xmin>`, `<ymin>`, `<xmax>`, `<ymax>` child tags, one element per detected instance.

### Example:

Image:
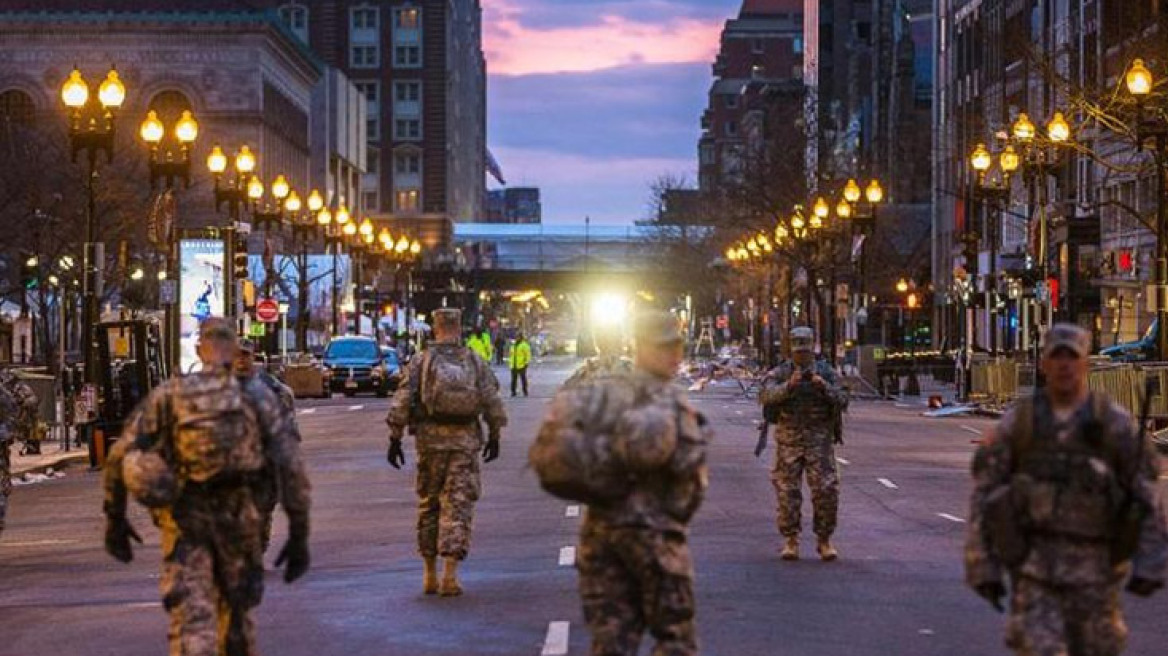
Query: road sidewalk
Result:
<box><xmin>8</xmin><ymin>439</ymin><xmax>89</xmax><ymax>477</ymax></box>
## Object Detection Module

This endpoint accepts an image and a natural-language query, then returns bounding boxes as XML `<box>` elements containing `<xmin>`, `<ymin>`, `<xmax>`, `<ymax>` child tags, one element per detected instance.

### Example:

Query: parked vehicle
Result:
<box><xmin>380</xmin><ymin>346</ymin><xmax>404</xmax><ymax>389</ymax></box>
<box><xmin>1100</xmin><ymin>320</ymin><xmax>1157</xmax><ymax>362</ymax></box>
<box><xmin>323</xmin><ymin>336</ymin><xmax>395</xmax><ymax>397</ymax></box>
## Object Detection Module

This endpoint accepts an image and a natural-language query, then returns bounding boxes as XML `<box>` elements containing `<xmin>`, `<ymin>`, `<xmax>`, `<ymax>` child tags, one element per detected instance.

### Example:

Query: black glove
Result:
<box><xmin>483</xmin><ymin>437</ymin><xmax>501</xmax><ymax>463</ymax></box>
<box><xmin>975</xmin><ymin>581</ymin><xmax>1007</xmax><ymax>613</ymax></box>
<box><xmin>1127</xmin><ymin>576</ymin><xmax>1162</xmax><ymax>597</ymax></box>
<box><xmin>387</xmin><ymin>439</ymin><xmax>406</xmax><ymax>469</ymax></box>
<box><xmin>275</xmin><ymin>533</ymin><xmax>310</xmax><ymax>584</ymax></box>
<box><xmin>105</xmin><ymin>515</ymin><xmax>143</xmax><ymax>564</ymax></box>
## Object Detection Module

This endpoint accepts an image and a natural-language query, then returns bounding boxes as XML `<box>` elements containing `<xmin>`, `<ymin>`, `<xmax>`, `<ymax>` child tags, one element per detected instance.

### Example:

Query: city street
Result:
<box><xmin>2</xmin><ymin>360</ymin><xmax>1167</xmax><ymax>656</ymax></box>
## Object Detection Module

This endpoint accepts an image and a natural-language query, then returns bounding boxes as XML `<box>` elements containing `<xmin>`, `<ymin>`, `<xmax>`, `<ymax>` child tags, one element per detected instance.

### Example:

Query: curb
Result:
<box><xmin>11</xmin><ymin>451</ymin><xmax>91</xmax><ymax>478</ymax></box>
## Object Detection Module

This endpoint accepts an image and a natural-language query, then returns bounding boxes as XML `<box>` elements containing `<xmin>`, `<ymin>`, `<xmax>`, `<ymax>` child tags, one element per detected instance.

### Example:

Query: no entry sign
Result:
<box><xmin>256</xmin><ymin>299</ymin><xmax>280</xmax><ymax>323</ymax></box>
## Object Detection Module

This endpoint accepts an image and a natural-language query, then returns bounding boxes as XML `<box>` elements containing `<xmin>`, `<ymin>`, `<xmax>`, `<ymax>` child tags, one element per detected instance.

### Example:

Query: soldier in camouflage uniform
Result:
<box><xmin>234</xmin><ymin>338</ymin><xmax>300</xmax><ymax>552</ymax></box>
<box><xmin>759</xmin><ymin>326</ymin><xmax>847</xmax><ymax>561</ymax></box>
<box><xmin>966</xmin><ymin>324</ymin><xmax>1168</xmax><ymax>656</ymax></box>
<box><xmin>386</xmin><ymin>308</ymin><xmax>508</xmax><ymax>597</ymax></box>
<box><xmin>103</xmin><ymin>319</ymin><xmax>312</xmax><ymax>656</ymax></box>
<box><xmin>0</xmin><ymin>369</ymin><xmax>37</xmax><ymax>536</ymax></box>
<box><xmin>564</xmin><ymin>329</ymin><xmax>633</xmax><ymax>388</ymax></box>
<box><xmin>1</xmin><ymin>368</ymin><xmax>39</xmax><ymax>455</ymax></box>
<box><xmin>577</xmin><ymin>311</ymin><xmax>710</xmax><ymax>656</ymax></box>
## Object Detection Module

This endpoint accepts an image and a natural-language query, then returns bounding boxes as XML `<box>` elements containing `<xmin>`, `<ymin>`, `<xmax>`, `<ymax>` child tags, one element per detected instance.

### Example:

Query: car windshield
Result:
<box><xmin>325</xmin><ymin>340</ymin><xmax>378</xmax><ymax>360</ymax></box>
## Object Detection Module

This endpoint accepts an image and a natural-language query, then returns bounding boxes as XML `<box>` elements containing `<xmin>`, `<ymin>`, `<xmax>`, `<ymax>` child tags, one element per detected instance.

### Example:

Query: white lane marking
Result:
<box><xmin>558</xmin><ymin>546</ymin><xmax>576</xmax><ymax>567</ymax></box>
<box><xmin>541</xmin><ymin>621</ymin><xmax>571</xmax><ymax>656</ymax></box>
<box><xmin>877</xmin><ymin>478</ymin><xmax>899</xmax><ymax>490</ymax></box>
<box><xmin>960</xmin><ymin>425</ymin><xmax>982</xmax><ymax>436</ymax></box>
<box><xmin>565</xmin><ymin>505</ymin><xmax>581</xmax><ymax>518</ymax></box>
<box><xmin>836</xmin><ymin>456</ymin><xmax>851</xmax><ymax>466</ymax></box>
<box><xmin>937</xmin><ymin>513</ymin><xmax>967</xmax><ymax>524</ymax></box>
<box><xmin>0</xmin><ymin>538</ymin><xmax>80</xmax><ymax>548</ymax></box>
<box><xmin>298</xmin><ymin>408</ymin><xmax>317</xmax><ymax>415</ymax></box>
<box><xmin>348</xmin><ymin>404</ymin><xmax>365</xmax><ymax>411</ymax></box>
<box><xmin>122</xmin><ymin>601</ymin><xmax>162</xmax><ymax>609</ymax></box>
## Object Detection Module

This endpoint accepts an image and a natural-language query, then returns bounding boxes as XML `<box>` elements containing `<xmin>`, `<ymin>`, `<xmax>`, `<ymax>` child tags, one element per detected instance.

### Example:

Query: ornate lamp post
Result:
<box><xmin>61</xmin><ymin>66</ymin><xmax>125</xmax><ymax>391</ymax></box>
<box><xmin>207</xmin><ymin>144</ymin><xmax>259</xmax><ymax>320</ymax></box>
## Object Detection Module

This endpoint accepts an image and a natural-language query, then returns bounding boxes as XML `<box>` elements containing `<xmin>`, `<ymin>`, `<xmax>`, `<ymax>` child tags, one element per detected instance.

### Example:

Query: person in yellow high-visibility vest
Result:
<box><xmin>509</xmin><ymin>333</ymin><xmax>531</xmax><ymax>397</ymax></box>
<box><xmin>467</xmin><ymin>328</ymin><xmax>493</xmax><ymax>363</ymax></box>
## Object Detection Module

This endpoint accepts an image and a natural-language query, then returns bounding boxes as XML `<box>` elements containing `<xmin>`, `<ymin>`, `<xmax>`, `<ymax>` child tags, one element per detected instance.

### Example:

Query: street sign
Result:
<box><xmin>256</xmin><ymin>298</ymin><xmax>280</xmax><ymax>323</ymax></box>
<box><xmin>715</xmin><ymin>315</ymin><xmax>729</xmax><ymax>329</ymax></box>
<box><xmin>159</xmin><ymin>279</ymin><xmax>177</xmax><ymax>305</ymax></box>
<box><xmin>249</xmin><ymin>323</ymin><xmax>267</xmax><ymax>337</ymax></box>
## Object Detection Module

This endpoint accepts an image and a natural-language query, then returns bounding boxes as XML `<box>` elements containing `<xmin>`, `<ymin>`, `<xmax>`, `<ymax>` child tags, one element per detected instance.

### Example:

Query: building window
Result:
<box><xmin>396</xmin><ymin>7</ymin><xmax>420</xmax><ymax>30</ymax></box>
<box><xmin>0</xmin><ymin>89</ymin><xmax>35</xmax><ymax>126</ymax></box>
<box><xmin>366</xmin><ymin>147</ymin><xmax>380</xmax><ymax>174</ymax></box>
<box><xmin>279</xmin><ymin>3</ymin><xmax>309</xmax><ymax>42</ymax></box>
<box><xmin>367</xmin><ymin>115</ymin><xmax>380</xmax><ymax>140</ymax></box>
<box><xmin>724</xmin><ymin>94</ymin><xmax>739</xmax><ymax>109</ymax></box>
<box><xmin>725</xmin><ymin>121</ymin><xmax>738</xmax><ymax>137</ymax></box>
<box><xmin>793</xmin><ymin>37</ymin><xmax>803</xmax><ymax>54</ymax></box>
<box><xmin>394</xmin><ymin>118</ymin><xmax>422</xmax><ymax>140</ymax></box>
<box><xmin>395</xmin><ymin>189</ymin><xmax>421</xmax><ymax>212</ymax></box>
<box><xmin>351</xmin><ymin>6</ymin><xmax>378</xmax><ymax>30</ymax></box>
<box><xmin>351</xmin><ymin>44</ymin><xmax>379</xmax><ymax>68</ymax></box>
<box><xmin>355</xmin><ymin>81</ymin><xmax>379</xmax><ymax>104</ymax></box>
<box><xmin>363</xmin><ymin>190</ymin><xmax>379</xmax><ymax>212</ymax></box>
<box><xmin>394</xmin><ymin>45</ymin><xmax>421</xmax><ymax>68</ymax></box>
<box><xmin>751</xmin><ymin>38</ymin><xmax>765</xmax><ymax>54</ymax></box>
<box><xmin>395</xmin><ymin>152</ymin><xmax>421</xmax><ymax>175</ymax></box>
<box><xmin>395</xmin><ymin>81</ymin><xmax>420</xmax><ymax>103</ymax></box>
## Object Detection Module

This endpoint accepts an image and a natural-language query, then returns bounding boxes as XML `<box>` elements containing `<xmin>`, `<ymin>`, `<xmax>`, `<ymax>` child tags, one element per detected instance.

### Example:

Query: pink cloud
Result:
<box><xmin>483</xmin><ymin>0</ymin><xmax>723</xmax><ymax>76</ymax></box>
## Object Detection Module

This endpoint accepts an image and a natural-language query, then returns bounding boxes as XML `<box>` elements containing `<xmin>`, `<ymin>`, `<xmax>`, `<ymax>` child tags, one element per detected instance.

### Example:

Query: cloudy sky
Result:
<box><xmin>482</xmin><ymin>0</ymin><xmax>743</xmax><ymax>224</ymax></box>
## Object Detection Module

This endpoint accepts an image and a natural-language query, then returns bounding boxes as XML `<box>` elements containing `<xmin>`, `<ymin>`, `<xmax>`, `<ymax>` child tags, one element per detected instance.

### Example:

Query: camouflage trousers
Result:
<box><xmin>416</xmin><ymin>449</ymin><xmax>481</xmax><ymax>560</ymax></box>
<box><xmin>0</xmin><ymin>442</ymin><xmax>10</xmax><ymax>536</ymax></box>
<box><xmin>158</xmin><ymin>495</ymin><xmax>266</xmax><ymax>656</ymax></box>
<box><xmin>1005</xmin><ymin>577</ymin><xmax>1127</xmax><ymax>656</ymax></box>
<box><xmin>771</xmin><ymin>426</ymin><xmax>839</xmax><ymax>539</ymax></box>
<box><xmin>577</xmin><ymin>521</ymin><xmax>697</xmax><ymax>656</ymax></box>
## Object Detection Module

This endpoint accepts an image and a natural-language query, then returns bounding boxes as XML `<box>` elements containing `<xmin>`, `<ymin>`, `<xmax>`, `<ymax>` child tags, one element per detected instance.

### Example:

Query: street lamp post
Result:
<box><xmin>1125</xmin><ymin>58</ymin><xmax>1168</xmax><ymax>360</ymax></box>
<box><xmin>289</xmin><ymin>189</ymin><xmax>326</xmax><ymax>352</ymax></box>
<box><xmin>61</xmin><ymin>66</ymin><xmax>125</xmax><ymax>393</ymax></box>
<box><xmin>208</xmin><ymin>145</ymin><xmax>259</xmax><ymax>321</ymax></box>
<box><xmin>840</xmin><ymin>178</ymin><xmax>883</xmax><ymax>347</ymax></box>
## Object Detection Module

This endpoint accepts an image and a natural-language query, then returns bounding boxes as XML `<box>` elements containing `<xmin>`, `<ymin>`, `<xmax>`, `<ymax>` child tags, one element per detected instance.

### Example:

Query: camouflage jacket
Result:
<box><xmin>104</xmin><ymin>370</ymin><xmax>311</xmax><ymax>534</ymax></box>
<box><xmin>564</xmin><ymin>355</ymin><xmax>634</xmax><ymax>389</ymax></box>
<box><xmin>585</xmin><ymin>371</ymin><xmax>710</xmax><ymax>534</ymax></box>
<box><xmin>0</xmin><ymin>372</ymin><xmax>38</xmax><ymax>441</ymax></box>
<box><xmin>245</xmin><ymin>370</ymin><xmax>299</xmax><ymax>441</ymax></box>
<box><xmin>386</xmin><ymin>341</ymin><xmax>508</xmax><ymax>452</ymax></box>
<box><xmin>965</xmin><ymin>394</ymin><xmax>1168</xmax><ymax>588</ymax></box>
<box><xmin>759</xmin><ymin>359</ymin><xmax>846</xmax><ymax>427</ymax></box>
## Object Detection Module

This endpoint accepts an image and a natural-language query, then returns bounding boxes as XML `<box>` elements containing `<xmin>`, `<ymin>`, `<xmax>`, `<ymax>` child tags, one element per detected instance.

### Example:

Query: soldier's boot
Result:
<box><xmin>816</xmin><ymin>538</ymin><xmax>838</xmax><ymax>562</ymax></box>
<box><xmin>423</xmin><ymin>557</ymin><xmax>439</xmax><ymax>595</ymax></box>
<box><xmin>439</xmin><ymin>558</ymin><xmax>463</xmax><ymax>597</ymax></box>
<box><xmin>780</xmin><ymin>536</ymin><xmax>799</xmax><ymax>561</ymax></box>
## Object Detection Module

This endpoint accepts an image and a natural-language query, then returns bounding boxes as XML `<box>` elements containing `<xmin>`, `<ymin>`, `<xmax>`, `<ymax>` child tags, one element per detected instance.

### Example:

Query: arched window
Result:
<box><xmin>148</xmin><ymin>90</ymin><xmax>193</xmax><ymax>124</ymax></box>
<box><xmin>0</xmin><ymin>89</ymin><xmax>35</xmax><ymax>126</ymax></box>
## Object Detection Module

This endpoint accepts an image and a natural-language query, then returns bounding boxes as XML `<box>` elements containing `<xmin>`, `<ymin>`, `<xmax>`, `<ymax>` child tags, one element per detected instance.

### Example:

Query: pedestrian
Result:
<box><xmin>234</xmin><ymin>338</ymin><xmax>300</xmax><ymax>552</ymax></box>
<box><xmin>534</xmin><ymin>310</ymin><xmax>709</xmax><ymax>656</ymax></box>
<box><xmin>466</xmin><ymin>327</ymin><xmax>493</xmax><ymax>364</ymax></box>
<box><xmin>509</xmin><ymin>332</ymin><xmax>531</xmax><ymax>397</ymax></box>
<box><xmin>494</xmin><ymin>331</ymin><xmax>506</xmax><ymax>366</ymax></box>
<box><xmin>0</xmin><ymin>368</ymin><xmax>39</xmax><ymax>456</ymax></box>
<box><xmin>965</xmin><ymin>323</ymin><xmax>1168</xmax><ymax>655</ymax></box>
<box><xmin>0</xmin><ymin>369</ymin><xmax>34</xmax><ymax>538</ymax></box>
<box><xmin>564</xmin><ymin>328</ymin><xmax>632</xmax><ymax>388</ymax></box>
<box><xmin>758</xmin><ymin>326</ymin><xmax>847</xmax><ymax>561</ymax></box>
<box><xmin>385</xmin><ymin>308</ymin><xmax>508</xmax><ymax>596</ymax></box>
<box><xmin>103</xmin><ymin>318</ymin><xmax>312</xmax><ymax>656</ymax></box>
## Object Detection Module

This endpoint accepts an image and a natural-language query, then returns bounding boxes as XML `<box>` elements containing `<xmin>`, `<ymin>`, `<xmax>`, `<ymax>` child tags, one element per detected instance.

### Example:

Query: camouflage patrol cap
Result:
<box><xmin>1042</xmin><ymin>323</ymin><xmax>1091</xmax><ymax>358</ymax></box>
<box><xmin>123</xmin><ymin>450</ymin><xmax>177</xmax><ymax>509</ymax></box>
<box><xmin>790</xmin><ymin>326</ymin><xmax>815</xmax><ymax>352</ymax></box>
<box><xmin>633</xmin><ymin>311</ymin><xmax>683</xmax><ymax>346</ymax></box>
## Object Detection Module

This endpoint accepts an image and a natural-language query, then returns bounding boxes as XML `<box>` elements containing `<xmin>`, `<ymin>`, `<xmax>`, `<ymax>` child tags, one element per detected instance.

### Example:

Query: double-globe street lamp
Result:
<box><xmin>60</xmin><ymin>66</ymin><xmax>125</xmax><ymax>392</ymax></box>
<box><xmin>207</xmin><ymin>144</ymin><xmax>258</xmax><ymax>317</ymax></box>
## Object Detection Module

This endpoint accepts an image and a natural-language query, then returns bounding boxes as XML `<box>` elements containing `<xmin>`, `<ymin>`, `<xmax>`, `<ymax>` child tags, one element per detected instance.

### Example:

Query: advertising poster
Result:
<box><xmin>179</xmin><ymin>239</ymin><xmax>225</xmax><ymax>373</ymax></box>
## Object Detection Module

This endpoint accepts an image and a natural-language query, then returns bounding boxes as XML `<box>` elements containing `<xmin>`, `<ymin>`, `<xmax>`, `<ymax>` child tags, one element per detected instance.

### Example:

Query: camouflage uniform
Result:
<box><xmin>0</xmin><ymin>370</ymin><xmax>39</xmax><ymax>455</ymax></box>
<box><xmin>0</xmin><ymin>376</ymin><xmax>23</xmax><ymax>537</ymax></box>
<box><xmin>965</xmin><ymin>394</ymin><xmax>1168</xmax><ymax>656</ymax></box>
<box><xmin>386</xmin><ymin>341</ymin><xmax>507</xmax><ymax>560</ymax></box>
<box><xmin>243</xmin><ymin>369</ymin><xmax>299</xmax><ymax>552</ymax></box>
<box><xmin>578</xmin><ymin>370</ymin><xmax>710</xmax><ymax>656</ymax></box>
<box><xmin>759</xmin><ymin>359</ymin><xmax>846</xmax><ymax>540</ymax></box>
<box><xmin>104</xmin><ymin>370</ymin><xmax>311</xmax><ymax>656</ymax></box>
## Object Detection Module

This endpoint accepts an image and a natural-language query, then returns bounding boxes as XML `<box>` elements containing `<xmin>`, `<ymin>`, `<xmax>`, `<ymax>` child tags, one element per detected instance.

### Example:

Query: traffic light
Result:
<box><xmin>21</xmin><ymin>254</ymin><xmax>38</xmax><ymax>290</ymax></box>
<box><xmin>233</xmin><ymin>234</ymin><xmax>250</xmax><ymax>281</ymax></box>
<box><xmin>907</xmin><ymin>292</ymin><xmax>920</xmax><ymax>310</ymax></box>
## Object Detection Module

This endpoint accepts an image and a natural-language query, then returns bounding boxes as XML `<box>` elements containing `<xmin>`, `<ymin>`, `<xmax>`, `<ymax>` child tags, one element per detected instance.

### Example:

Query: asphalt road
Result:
<box><xmin>2</xmin><ymin>360</ymin><xmax>1167</xmax><ymax>656</ymax></box>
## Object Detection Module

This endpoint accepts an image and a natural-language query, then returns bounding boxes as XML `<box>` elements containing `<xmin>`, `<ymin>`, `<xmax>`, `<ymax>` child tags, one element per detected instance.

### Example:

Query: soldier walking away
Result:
<box><xmin>966</xmin><ymin>323</ymin><xmax>1168</xmax><ymax>656</ymax></box>
<box><xmin>510</xmin><ymin>332</ymin><xmax>531</xmax><ymax>397</ymax></box>
<box><xmin>759</xmin><ymin>326</ymin><xmax>847</xmax><ymax>561</ymax></box>
<box><xmin>386</xmin><ymin>308</ymin><xmax>508</xmax><ymax>597</ymax></box>
<box><xmin>234</xmin><ymin>338</ymin><xmax>300</xmax><ymax>552</ymax></box>
<box><xmin>564</xmin><ymin>328</ymin><xmax>633</xmax><ymax>388</ymax></box>
<box><xmin>103</xmin><ymin>318</ymin><xmax>312</xmax><ymax>656</ymax></box>
<box><xmin>532</xmin><ymin>311</ymin><xmax>710</xmax><ymax>656</ymax></box>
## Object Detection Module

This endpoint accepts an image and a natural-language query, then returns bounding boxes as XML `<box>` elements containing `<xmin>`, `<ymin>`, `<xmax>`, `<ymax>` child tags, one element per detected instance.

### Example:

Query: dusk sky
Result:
<box><xmin>482</xmin><ymin>0</ymin><xmax>743</xmax><ymax>224</ymax></box>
